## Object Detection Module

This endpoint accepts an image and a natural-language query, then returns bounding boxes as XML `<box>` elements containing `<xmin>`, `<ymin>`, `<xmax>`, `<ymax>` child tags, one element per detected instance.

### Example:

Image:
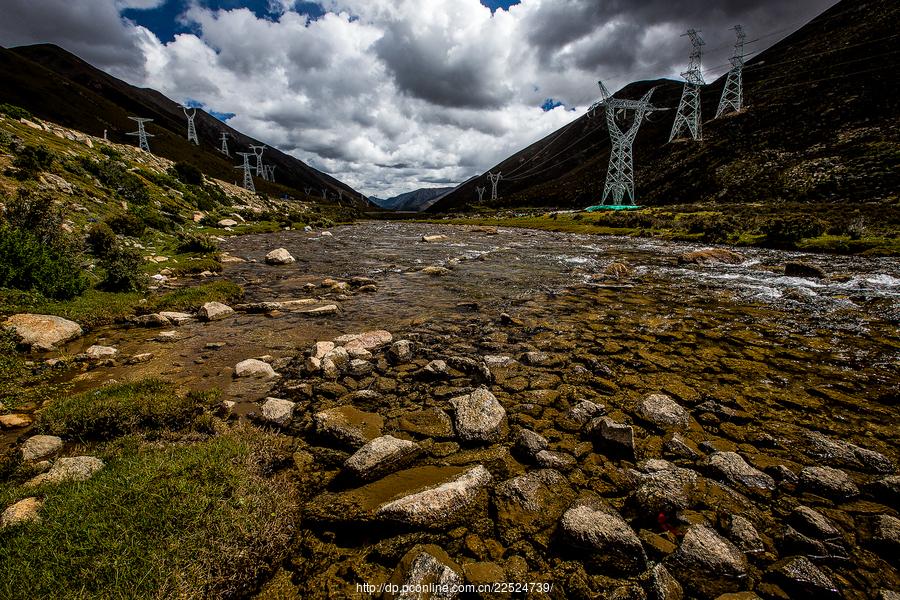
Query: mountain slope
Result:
<box><xmin>0</xmin><ymin>43</ymin><xmax>363</xmax><ymax>204</ymax></box>
<box><xmin>371</xmin><ymin>187</ymin><xmax>455</xmax><ymax>211</ymax></box>
<box><xmin>430</xmin><ymin>0</ymin><xmax>900</xmax><ymax>212</ymax></box>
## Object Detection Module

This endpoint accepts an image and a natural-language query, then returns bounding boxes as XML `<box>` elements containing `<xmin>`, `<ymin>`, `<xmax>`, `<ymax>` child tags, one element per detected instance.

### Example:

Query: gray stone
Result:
<box><xmin>560</xmin><ymin>502</ymin><xmax>647</xmax><ymax>573</ymax></box>
<box><xmin>265</xmin><ymin>248</ymin><xmax>295</xmax><ymax>264</ymax></box>
<box><xmin>398</xmin><ymin>550</ymin><xmax>462</xmax><ymax>600</ymax></box>
<box><xmin>312</xmin><ymin>341</ymin><xmax>335</xmax><ymax>359</ymax></box>
<box><xmin>590</xmin><ymin>416</ymin><xmax>635</xmax><ymax>454</ymax></box>
<box><xmin>799</xmin><ymin>465</ymin><xmax>859</xmax><ymax>499</ymax></box>
<box><xmin>647</xmin><ymin>563</ymin><xmax>683</xmax><ymax>600</ymax></box>
<box><xmin>344</xmin><ymin>435</ymin><xmax>420</xmax><ymax>481</ymax></box>
<box><xmin>198</xmin><ymin>301</ymin><xmax>234</xmax><ymax>321</ymax></box>
<box><xmin>450</xmin><ymin>387</ymin><xmax>506</xmax><ymax>443</ymax></box>
<box><xmin>566</xmin><ymin>400</ymin><xmax>605</xmax><ymax>426</ymax></box>
<box><xmin>515</xmin><ymin>429</ymin><xmax>548</xmax><ymax>458</ymax></box>
<box><xmin>634</xmin><ymin>465</ymin><xmax>701</xmax><ymax>514</ymax></box>
<box><xmin>769</xmin><ymin>556</ymin><xmax>838</xmax><ymax>597</ymax></box>
<box><xmin>4</xmin><ymin>313</ymin><xmax>82</xmax><ymax>351</ymax></box>
<box><xmin>158</xmin><ymin>311</ymin><xmax>194</xmax><ymax>326</ymax></box>
<box><xmin>493</xmin><ymin>469</ymin><xmax>574</xmax><ymax>544</ymax></box>
<box><xmin>389</xmin><ymin>340</ymin><xmax>414</xmax><ymax>363</ymax></box>
<box><xmin>705</xmin><ymin>451</ymin><xmax>775</xmax><ymax>495</ymax></box>
<box><xmin>1</xmin><ymin>497</ymin><xmax>42</xmax><ymax>528</ymax></box>
<box><xmin>85</xmin><ymin>345</ymin><xmax>118</xmax><ymax>360</ymax></box>
<box><xmin>349</xmin><ymin>358</ymin><xmax>373</xmax><ymax>376</ymax></box>
<box><xmin>130</xmin><ymin>313</ymin><xmax>171</xmax><ymax>327</ymax></box>
<box><xmin>234</xmin><ymin>358</ymin><xmax>277</xmax><ymax>379</ymax></box>
<box><xmin>535</xmin><ymin>450</ymin><xmax>576</xmax><ymax>471</ymax></box>
<box><xmin>638</xmin><ymin>393</ymin><xmax>690</xmax><ymax>429</ymax></box>
<box><xmin>667</xmin><ymin>525</ymin><xmax>748</xmax><ymax>597</ymax></box>
<box><xmin>340</xmin><ymin>330</ymin><xmax>393</xmax><ymax>351</ymax></box>
<box><xmin>376</xmin><ymin>465</ymin><xmax>491</xmax><ymax>527</ymax></box>
<box><xmin>21</xmin><ymin>435</ymin><xmax>63</xmax><ymax>462</ymax></box>
<box><xmin>791</xmin><ymin>506</ymin><xmax>841</xmax><ymax>539</ymax></box>
<box><xmin>728</xmin><ymin>515</ymin><xmax>765</xmax><ymax>553</ymax></box>
<box><xmin>424</xmin><ymin>359</ymin><xmax>448</xmax><ymax>376</ymax></box>
<box><xmin>664</xmin><ymin>433</ymin><xmax>701</xmax><ymax>460</ymax></box>
<box><xmin>873</xmin><ymin>514</ymin><xmax>900</xmax><ymax>551</ymax></box>
<box><xmin>261</xmin><ymin>397</ymin><xmax>295</xmax><ymax>425</ymax></box>
<box><xmin>26</xmin><ymin>456</ymin><xmax>104</xmax><ymax>486</ymax></box>
<box><xmin>803</xmin><ymin>431</ymin><xmax>894</xmax><ymax>474</ymax></box>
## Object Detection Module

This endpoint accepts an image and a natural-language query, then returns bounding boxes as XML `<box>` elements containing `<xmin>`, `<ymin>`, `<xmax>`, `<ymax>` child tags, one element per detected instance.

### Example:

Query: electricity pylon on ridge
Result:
<box><xmin>589</xmin><ymin>80</ymin><xmax>662</xmax><ymax>206</ymax></box>
<box><xmin>250</xmin><ymin>145</ymin><xmax>266</xmax><ymax>177</ymax></box>
<box><xmin>218</xmin><ymin>132</ymin><xmax>230</xmax><ymax>157</ymax></box>
<box><xmin>669</xmin><ymin>29</ymin><xmax>705</xmax><ymax>142</ymax></box>
<box><xmin>265</xmin><ymin>165</ymin><xmax>276</xmax><ymax>183</ymax></box>
<box><xmin>235</xmin><ymin>152</ymin><xmax>255</xmax><ymax>193</ymax></box>
<box><xmin>716</xmin><ymin>25</ymin><xmax>747</xmax><ymax>118</ymax></box>
<box><xmin>476</xmin><ymin>186</ymin><xmax>486</xmax><ymax>203</ymax></box>
<box><xmin>321</xmin><ymin>187</ymin><xmax>327</xmax><ymax>198</ymax></box>
<box><xmin>487</xmin><ymin>172</ymin><xmax>502</xmax><ymax>202</ymax></box>
<box><xmin>127</xmin><ymin>117</ymin><xmax>154</xmax><ymax>152</ymax></box>
<box><xmin>182</xmin><ymin>106</ymin><xmax>199</xmax><ymax>145</ymax></box>
<box><xmin>304</xmin><ymin>187</ymin><xmax>312</xmax><ymax>197</ymax></box>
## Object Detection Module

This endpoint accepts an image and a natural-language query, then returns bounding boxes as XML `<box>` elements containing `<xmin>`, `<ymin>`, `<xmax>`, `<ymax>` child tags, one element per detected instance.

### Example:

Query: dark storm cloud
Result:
<box><xmin>0</xmin><ymin>0</ymin><xmax>148</xmax><ymax>79</ymax></box>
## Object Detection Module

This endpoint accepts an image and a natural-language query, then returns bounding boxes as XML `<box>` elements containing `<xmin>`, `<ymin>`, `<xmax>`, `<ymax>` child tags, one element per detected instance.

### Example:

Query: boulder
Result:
<box><xmin>344</xmin><ymin>435</ymin><xmax>421</xmax><ymax>481</ymax></box>
<box><xmin>397</xmin><ymin>408</ymin><xmax>454</xmax><ymax>438</ymax></box>
<box><xmin>129</xmin><ymin>313</ymin><xmax>171</xmax><ymax>327</ymax></box>
<box><xmin>312</xmin><ymin>341</ymin><xmax>335</xmax><ymax>359</ymax></box>
<box><xmin>872</xmin><ymin>514</ymin><xmax>900</xmax><ymax>552</ymax></box>
<box><xmin>634</xmin><ymin>464</ymin><xmax>701</xmax><ymax>515</ymax></box>
<box><xmin>768</xmin><ymin>557</ymin><xmax>838</xmax><ymax>598</ymax></box>
<box><xmin>158</xmin><ymin>311</ymin><xmax>194</xmax><ymax>326</ymax></box>
<box><xmin>803</xmin><ymin>431</ymin><xmax>894</xmax><ymax>474</ymax></box>
<box><xmin>217</xmin><ymin>218</ymin><xmax>238</xmax><ymax>227</ymax></box>
<box><xmin>26</xmin><ymin>456</ymin><xmax>104</xmax><ymax>486</ymax></box>
<box><xmin>560</xmin><ymin>502</ymin><xmax>647</xmax><ymax>573</ymax></box>
<box><xmin>450</xmin><ymin>387</ymin><xmax>506</xmax><ymax>443</ymax></box>
<box><xmin>515</xmin><ymin>428</ymin><xmax>548</xmax><ymax>458</ymax></box>
<box><xmin>1</xmin><ymin>497</ymin><xmax>42</xmax><ymax>528</ymax></box>
<box><xmin>21</xmin><ymin>435</ymin><xmax>63</xmax><ymax>462</ymax></box>
<box><xmin>314</xmin><ymin>406</ymin><xmax>384</xmax><ymax>448</ymax></box>
<box><xmin>677</xmin><ymin>248</ymin><xmax>744</xmax><ymax>265</ymax></box>
<box><xmin>728</xmin><ymin>515</ymin><xmax>765</xmax><ymax>553</ymax></box>
<box><xmin>260</xmin><ymin>397</ymin><xmax>295</xmax><ymax>425</ymax></box>
<box><xmin>638</xmin><ymin>393</ymin><xmax>689</xmax><ymax>430</ymax></box>
<box><xmin>265</xmin><ymin>248</ymin><xmax>295</xmax><ymax>264</ymax></box>
<box><xmin>388</xmin><ymin>340</ymin><xmax>414</xmax><ymax>363</ymax></box>
<box><xmin>3</xmin><ymin>314</ymin><xmax>82</xmax><ymax>351</ymax></box>
<box><xmin>590</xmin><ymin>417</ymin><xmax>635</xmax><ymax>455</ymax></box>
<box><xmin>791</xmin><ymin>506</ymin><xmax>841</xmax><ymax>539</ymax></box>
<box><xmin>493</xmin><ymin>469</ymin><xmax>574</xmax><ymax>544</ymax></box>
<box><xmin>85</xmin><ymin>345</ymin><xmax>118</xmax><ymax>360</ymax></box>
<box><xmin>785</xmin><ymin>261</ymin><xmax>826</xmax><ymax>279</ymax></box>
<box><xmin>198</xmin><ymin>301</ymin><xmax>234</xmax><ymax>321</ymax></box>
<box><xmin>424</xmin><ymin>359</ymin><xmax>449</xmax><ymax>376</ymax></box>
<box><xmin>234</xmin><ymin>358</ymin><xmax>277</xmax><ymax>379</ymax></box>
<box><xmin>422</xmin><ymin>235</ymin><xmax>448</xmax><ymax>242</ymax></box>
<box><xmin>647</xmin><ymin>563</ymin><xmax>683</xmax><ymax>600</ymax></box>
<box><xmin>376</xmin><ymin>465</ymin><xmax>492</xmax><ymax>527</ymax></box>
<box><xmin>667</xmin><ymin>524</ymin><xmax>748</xmax><ymax>597</ymax></box>
<box><xmin>799</xmin><ymin>465</ymin><xmax>859</xmax><ymax>499</ymax></box>
<box><xmin>0</xmin><ymin>414</ymin><xmax>33</xmax><ymax>428</ymax></box>
<box><xmin>535</xmin><ymin>450</ymin><xmax>576</xmax><ymax>471</ymax></box>
<box><xmin>704</xmin><ymin>451</ymin><xmax>775</xmax><ymax>495</ymax></box>
<box><xmin>339</xmin><ymin>330</ymin><xmax>393</xmax><ymax>351</ymax></box>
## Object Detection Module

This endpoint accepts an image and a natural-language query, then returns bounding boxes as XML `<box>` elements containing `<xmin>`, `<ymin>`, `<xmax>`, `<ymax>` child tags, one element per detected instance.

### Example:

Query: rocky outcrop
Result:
<box><xmin>376</xmin><ymin>465</ymin><xmax>491</xmax><ymax>527</ymax></box>
<box><xmin>3</xmin><ymin>314</ymin><xmax>82</xmax><ymax>351</ymax></box>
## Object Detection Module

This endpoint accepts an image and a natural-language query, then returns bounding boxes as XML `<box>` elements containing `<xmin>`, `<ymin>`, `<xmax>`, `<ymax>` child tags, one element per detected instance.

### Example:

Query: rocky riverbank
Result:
<box><xmin>1</xmin><ymin>222</ymin><xmax>898</xmax><ymax>598</ymax></box>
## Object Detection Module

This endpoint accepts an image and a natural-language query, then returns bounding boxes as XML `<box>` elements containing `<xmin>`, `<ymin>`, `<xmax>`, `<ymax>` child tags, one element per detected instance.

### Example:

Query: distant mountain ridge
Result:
<box><xmin>371</xmin><ymin>186</ymin><xmax>455</xmax><ymax>211</ymax></box>
<box><xmin>0</xmin><ymin>43</ymin><xmax>363</xmax><ymax>204</ymax></box>
<box><xmin>429</xmin><ymin>0</ymin><xmax>900</xmax><ymax>212</ymax></box>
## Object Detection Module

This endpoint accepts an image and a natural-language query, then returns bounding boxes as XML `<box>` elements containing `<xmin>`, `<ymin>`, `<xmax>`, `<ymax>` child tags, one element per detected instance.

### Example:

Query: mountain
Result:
<box><xmin>371</xmin><ymin>186</ymin><xmax>455</xmax><ymax>211</ymax></box>
<box><xmin>430</xmin><ymin>0</ymin><xmax>900</xmax><ymax>212</ymax></box>
<box><xmin>0</xmin><ymin>43</ymin><xmax>364</xmax><ymax>204</ymax></box>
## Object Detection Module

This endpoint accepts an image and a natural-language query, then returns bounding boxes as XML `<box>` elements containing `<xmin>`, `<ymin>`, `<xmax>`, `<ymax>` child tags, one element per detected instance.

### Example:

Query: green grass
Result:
<box><xmin>0</xmin><ymin>289</ymin><xmax>144</xmax><ymax>329</ymax></box>
<box><xmin>146</xmin><ymin>280</ymin><xmax>243</xmax><ymax>313</ymax></box>
<box><xmin>164</xmin><ymin>256</ymin><xmax>223</xmax><ymax>277</ymax></box>
<box><xmin>36</xmin><ymin>378</ymin><xmax>218</xmax><ymax>440</ymax></box>
<box><xmin>0</xmin><ymin>427</ymin><xmax>297</xmax><ymax>599</ymax></box>
<box><xmin>416</xmin><ymin>215</ymin><xmax>640</xmax><ymax>237</ymax></box>
<box><xmin>796</xmin><ymin>234</ymin><xmax>900</xmax><ymax>256</ymax></box>
<box><xmin>0</xmin><ymin>330</ymin><xmax>70</xmax><ymax>411</ymax></box>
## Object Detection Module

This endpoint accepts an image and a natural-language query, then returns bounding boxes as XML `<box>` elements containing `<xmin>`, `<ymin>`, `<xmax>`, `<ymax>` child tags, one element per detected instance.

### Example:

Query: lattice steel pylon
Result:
<box><xmin>487</xmin><ymin>172</ymin><xmax>502</xmax><ymax>202</ymax></box>
<box><xmin>669</xmin><ymin>29</ymin><xmax>705</xmax><ymax>142</ymax></box>
<box><xmin>265</xmin><ymin>165</ymin><xmax>276</xmax><ymax>183</ymax></box>
<box><xmin>716</xmin><ymin>25</ymin><xmax>747</xmax><ymax>118</ymax></box>
<box><xmin>235</xmin><ymin>152</ymin><xmax>255</xmax><ymax>193</ymax></box>
<box><xmin>218</xmin><ymin>132</ymin><xmax>230</xmax><ymax>157</ymax></box>
<box><xmin>476</xmin><ymin>186</ymin><xmax>486</xmax><ymax>203</ymax></box>
<box><xmin>250</xmin><ymin>145</ymin><xmax>266</xmax><ymax>177</ymax></box>
<box><xmin>127</xmin><ymin>117</ymin><xmax>154</xmax><ymax>152</ymax></box>
<box><xmin>590</xmin><ymin>80</ymin><xmax>661</xmax><ymax>206</ymax></box>
<box><xmin>183</xmin><ymin>106</ymin><xmax>199</xmax><ymax>145</ymax></box>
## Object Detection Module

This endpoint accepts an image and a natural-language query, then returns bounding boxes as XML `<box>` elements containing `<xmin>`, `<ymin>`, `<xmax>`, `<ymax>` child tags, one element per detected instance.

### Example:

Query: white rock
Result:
<box><xmin>301</xmin><ymin>305</ymin><xmax>338</xmax><ymax>316</ymax></box>
<box><xmin>450</xmin><ymin>387</ymin><xmax>506</xmax><ymax>443</ymax></box>
<box><xmin>638</xmin><ymin>393</ymin><xmax>690</xmax><ymax>429</ymax></box>
<box><xmin>158</xmin><ymin>311</ymin><xmax>194</xmax><ymax>326</ymax></box>
<box><xmin>313</xmin><ymin>341</ymin><xmax>335</xmax><ymax>359</ymax></box>
<box><xmin>1</xmin><ymin>497</ymin><xmax>43</xmax><ymax>528</ymax></box>
<box><xmin>265</xmin><ymin>248</ymin><xmax>295</xmax><ymax>265</ymax></box>
<box><xmin>26</xmin><ymin>456</ymin><xmax>104</xmax><ymax>486</ymax></box>
<box><xmin>261</xmin><ymin>397</ymin><xmax>295</xmax><ymax>425</ymax></box>
<box><xmin>85</xmin><ymin>345</ymin><xmax>118</xmax><ymax>360</ymax></box>
<box><xmin>422</xmin><ymin>235</ymin><xmax>448</xmax><ymax>242</ymax></box>
<box><xmin>344</xmin><ymin>435</ymin><xmax>420</xmax><ymax>480</ymax></box>
<box><xmin>21</xmin><ymin>435</ymin><xmax>63</xmax><ymax>462</ymax></box>
<box><xmin>217</xmin><ymin>218</ymin><xmax>238</xmax><ymax>227</ymax></box>
<box><xmin>3</xmin><ymin>314</ymin><xmax>82</xmax><ymax>351</ymax></box>
<box><xmin>321</xmin><ymin>231</ymin><xmax>333</xmax><ymax>237</ymax></box>
<box><xmin>377</xmin><ymin>465</ymin><xmax>492</xmax><ymax>526</ymax></box>
<box><xmin>234</xmin><ymin>358</ymin><xmax>277</xmax><ymax>379</ymax></box>
<box><xmin>340</xmin><ymin>330</ymin><xmax>393</xmax><ymax>351</ymax></box>
<box><xmin>198</xmin><ymin>301</ymin><xmax>234</xmax><ymax>321</ymax></box>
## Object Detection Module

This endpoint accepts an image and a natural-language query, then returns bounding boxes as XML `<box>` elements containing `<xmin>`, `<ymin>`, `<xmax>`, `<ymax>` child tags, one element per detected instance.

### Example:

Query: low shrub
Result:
<box><xmin>171</xmin><ymin>161</ymin><xmax>203</xmax><ymax>186</ymax></box>
<box><xmin>0</xmin><ymin>227</ymin><xmax>88</xmax><ymax>300</ymax></box>
<box><xmin>147</xmin><ymin>281</ymin><xmax>243</xmax><ymax>313</ymax></box>
<box><xmin>104</xmin><ymin>212</ymin><xmax>145</xmax><ymax>237</ymax></box>
<box><xmin>0</xmin><ymin>103</ymin><xmax>31</xmax><ymax>120</ymax></box>
<box><xmin>86</xmin><ymin>222</ymin><xmax>117</xmax><ymax>257</ymax></box>
<box><xmin>759</xmin><ymin>214</ymin><xmax>828</xmax><ymax>248</ymax></box>
<box><xmin>98</xmin><ymin>244</ymin><xmax>146</xmax><ymax>292</ymax></box>
<box><xmin>11</xmin><ymin>144</ymin><xmax>55</xmax><ymax>180</ymax></box>
<box><xmin>176</xmin><ymin>233</ymin><xmax>219</xmax><ymax>254</ymax></box>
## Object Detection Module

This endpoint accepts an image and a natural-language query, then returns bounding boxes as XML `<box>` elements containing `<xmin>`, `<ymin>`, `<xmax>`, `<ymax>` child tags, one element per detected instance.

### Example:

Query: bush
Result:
<box><xmin>176</xmin><ymin>233</ymin><xmax>219</xmax><ymax>254</ymax></box>
<box><xmin>12</xmin><ymin>144</ymin><xmax>55</xmax><ymax>179</ymax></box>
<box><xmin>759</xmin><ymin>215</ymin><xmax>828</xmax><ymax>248</ymax></box>
<box><xmin>171</xmin><ymin>162</ymin><xmax>203</xmax><ymax>186</ymax></box>
<box><xmin>104</xmin><ymin>212</ymin><xmax>145</xmax><ymax>237</ymax></box>
<box><xmin>147</xmin><ymin>281</ymin><xmax>243</xmax><ymax>313</ymax></box>
<box><xmin>37</xmin><ymin>378</ymin><xmax>216</xmax><ymax>439</ymax></box>
<box><xmin>0</xmin><ymin>103</ymin><xmax>31</xmax><ymax>120</ymax></box>
<box><xmin>82</xmin><ymin>158</ymin><xmax>149</xmax><ymax>205</ymax></box>
<box><xmin>99</xmin><ymin>244</ymin><xmax>146</xmax><ymax>292</ymax></box>
<box><xmin>0</xmin><ymin>226</ymin><xmax>88</xmax><ymax>299</ymax></box>
<box><xmin>1</xmin><ymin>189</ymin><xmax>66</xmax><ymax>248</ymax></box>
<box><xmin>86</xmin><ymin>222</ymin><xmax>117</xmax><ymax>257</ymax></box>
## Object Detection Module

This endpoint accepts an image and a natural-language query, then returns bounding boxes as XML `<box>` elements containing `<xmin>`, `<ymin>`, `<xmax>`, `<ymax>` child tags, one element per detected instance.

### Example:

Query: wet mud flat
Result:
<box><xmin>9</xmin><ymin>222</ymin><xmax>900</xmax><ymax>598</ymax></box>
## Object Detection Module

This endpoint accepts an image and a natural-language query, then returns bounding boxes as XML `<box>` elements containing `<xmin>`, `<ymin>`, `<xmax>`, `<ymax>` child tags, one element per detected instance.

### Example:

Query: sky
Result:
<box><xmin>0</xmin><ymin>0</ymin><xmax>837</xmax><ymax>198</ymax></box>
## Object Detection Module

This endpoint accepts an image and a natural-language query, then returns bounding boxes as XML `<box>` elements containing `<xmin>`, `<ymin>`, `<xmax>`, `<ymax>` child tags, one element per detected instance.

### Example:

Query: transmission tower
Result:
<box><xmin>487</xmin><ymin>172</ymin><xmax>502</xmax><ymax>202</ymax></box>
<box><xmin>590</xmin><ymin>80</ymin><xmax>662</xmax><ymax>206</ymax></box>
<box><xmin>321</xmin><ymin>187</ymin><xmax>327</xmax><ymax>198</ymax></box>
<box><xmin>304</xmin><ymin>186</ymin><xmax>312</xmax><ymax>197</ymax></box>
<box><xmin>182</xmin><ymin>106</ymin><xmax>199</xmax><ymax>145</ymax></box>
<box><xmin>265</xmin><ymin>165</ymin><xmax>276</xmax><ymax>183</ymax></box>
<box><xmin>250</xmin><ymin>145</ymin><xmax>266</xmax><ymax>177</ymax></box>
<box><xmin>218</xmin><ymin>132</ymin><xmax>230</xmax><ymax>157</ymax></box>
<box><xmin>476</xmin><ymin>186</ymin><xmax>486</xmax><ymax>203</ymax></box>
<box><xmin>716</xmin><ymin>25</ymin><xmax>747</xmax><ymax>118</ymax></box>
<box><xmin>235</xmin><ymin>152</ymin><xmax>255</xmax><ymax>193</ymax></box>
<box><xmin>669</xmin><ymin>29</ymin><xmax>705</xmax><ymax>142</ymax></box>
<box><xmin>127</xmin><ymin>117</ymin><xmax>154</xmax><ymax>152</ymax></box>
